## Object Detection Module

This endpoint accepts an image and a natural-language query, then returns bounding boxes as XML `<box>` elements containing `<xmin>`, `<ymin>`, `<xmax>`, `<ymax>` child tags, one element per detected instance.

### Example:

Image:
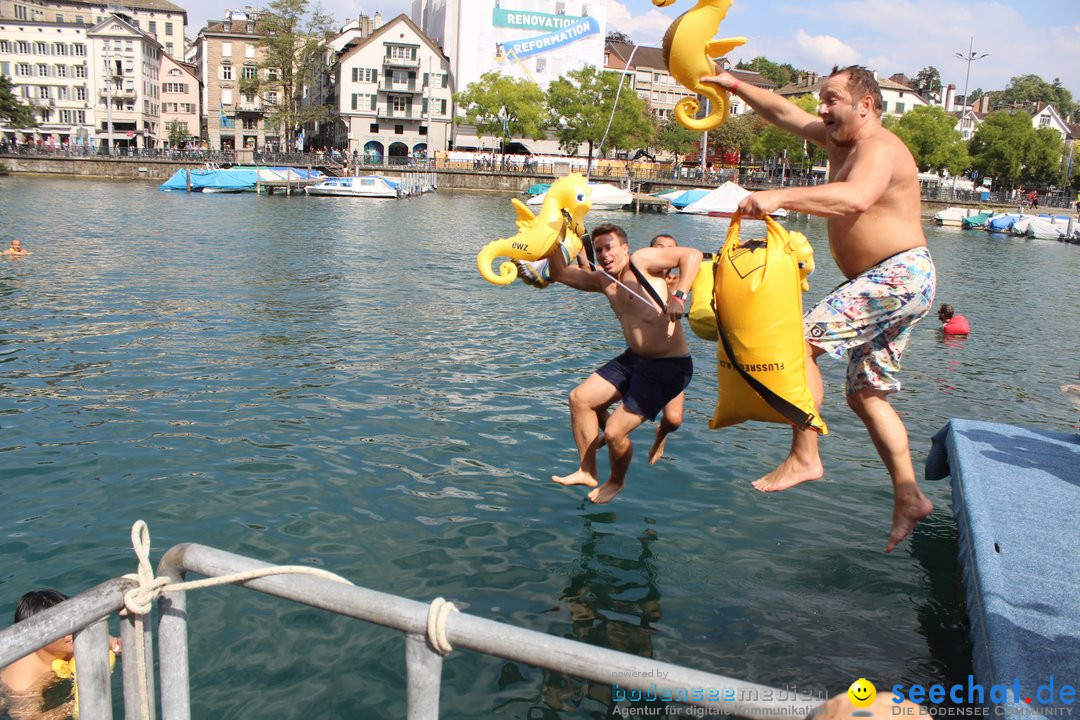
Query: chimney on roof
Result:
<box><xmin>374</xmin><ymin>11</ymin><xmax>382</xmax><ymax>28</ymax></box>
<box><xmin>979</xmin><ymin>94</ymin><xmax>990</xmax><ymax>114</ymax></box>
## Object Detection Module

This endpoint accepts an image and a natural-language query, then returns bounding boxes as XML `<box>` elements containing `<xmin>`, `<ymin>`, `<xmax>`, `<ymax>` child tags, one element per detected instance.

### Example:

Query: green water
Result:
<box><xmin>1</xmin><ymin>176</ymin><xmax>1077</xmax><ymax>719</ymax></box>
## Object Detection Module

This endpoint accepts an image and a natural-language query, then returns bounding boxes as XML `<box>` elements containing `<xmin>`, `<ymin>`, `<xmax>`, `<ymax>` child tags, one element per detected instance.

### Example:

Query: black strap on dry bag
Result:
<box><xmin>628</xmin><ymin>261</ymin><xmax>668</xmax><ymax>311</ymax></box>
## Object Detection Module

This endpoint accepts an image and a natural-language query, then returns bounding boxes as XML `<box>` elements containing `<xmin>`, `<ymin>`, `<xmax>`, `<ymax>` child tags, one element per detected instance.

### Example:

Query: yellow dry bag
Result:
<box><xmin>709</xmin><ymin>214</ymin><xmax>826</xmax><ymax>434</ymax></box>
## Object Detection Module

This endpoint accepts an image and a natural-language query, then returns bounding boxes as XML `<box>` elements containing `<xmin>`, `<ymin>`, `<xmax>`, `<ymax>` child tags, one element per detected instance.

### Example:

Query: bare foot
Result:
<box><xmin>647</xmin><ymin>428</ymin><xmax>668</xmax><ymax>465</ymax></box>
<box><xmin>752</xmin><ymin>455</ymin><xmax>824</xmax><ymax>492</ymax></box>
<box><xmin>552</xmin><ymin>469</ymin><xmax>599</xmax><ymax>488</ymax></box>
<box><xmin>586</xmin><ymin>480</ymin><xmax>625</xmax><ymax>504</ymax></box>
<box><xmin>884</xmin><ymin>492</ymin><xmax>934</xmax><ymax>553</ymax></box>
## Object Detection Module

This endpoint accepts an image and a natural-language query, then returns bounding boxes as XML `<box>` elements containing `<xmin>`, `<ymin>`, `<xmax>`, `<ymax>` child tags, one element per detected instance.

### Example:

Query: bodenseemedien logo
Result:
<box><xmin>848</xmin><ymin>678</ymin><xmax>877</xmax><ymax>715</ymax></box>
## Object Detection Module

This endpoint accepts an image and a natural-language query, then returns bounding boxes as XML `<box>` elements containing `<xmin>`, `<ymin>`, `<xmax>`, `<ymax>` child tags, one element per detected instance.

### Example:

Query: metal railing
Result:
<box><xmin>0</xmin><ymin>543</ymin><xmax>825</xmax><ymax>720</ymax></box>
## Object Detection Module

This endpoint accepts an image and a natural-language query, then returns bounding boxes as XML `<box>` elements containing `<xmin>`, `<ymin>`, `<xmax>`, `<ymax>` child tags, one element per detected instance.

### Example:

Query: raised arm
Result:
<box><xmin>548</xmin><ymin>226</ymin><xmax>604</xmax><ymax>292</ymax></box>
<box><xmin>630</xmin><ymin>246</ymin><xmax>703</xmax><ymax>321</ymax></box>
<box><xmin>702</xmin><ymin>71</ymin><xmax>826</xmax><ymax>147</ymax></box>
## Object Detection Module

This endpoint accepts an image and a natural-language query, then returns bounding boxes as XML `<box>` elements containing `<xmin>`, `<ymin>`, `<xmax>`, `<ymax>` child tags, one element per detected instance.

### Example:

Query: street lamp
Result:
<box><xmin>954</xmin><ymin>37</ymin><xmax>988</xmax><ymax>138</ymax></box>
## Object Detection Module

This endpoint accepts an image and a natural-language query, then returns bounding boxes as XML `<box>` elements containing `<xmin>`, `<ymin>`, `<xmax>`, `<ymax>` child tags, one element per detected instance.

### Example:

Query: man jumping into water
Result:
<box><xmin>703</xmin><ymin>66</ymin><xmax>937</xmax><ymax>552</ymax></box>
<box><xmin>547</xmin><ymin>223</ymin><xmax>702</xmax><ymax>503</ymax></box>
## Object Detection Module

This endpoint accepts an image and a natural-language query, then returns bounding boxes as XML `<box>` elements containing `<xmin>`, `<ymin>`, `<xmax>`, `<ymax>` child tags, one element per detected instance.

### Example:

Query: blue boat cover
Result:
<box><xmin>159</xmin><ymin>169</ymin><xmax>257</xmax><ymax>191</ymax></box>
<box><xmin>987</xmin><ymin>215</ymin><xmax>1020</xmax><ymax>231</ymax></box>
<box><xmin>927</xmin><ymin>419</ymin><xmax>1080</xmax><ymax>713</ymax></box>
<box><xmin>671</xmin><ymin>188</ymin><xmax>710</xmax><ymax>208</ymax></box>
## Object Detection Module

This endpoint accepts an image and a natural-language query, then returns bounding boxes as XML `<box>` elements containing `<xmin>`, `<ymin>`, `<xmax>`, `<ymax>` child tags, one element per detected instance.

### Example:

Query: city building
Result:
<box><xmin>604</xmin><ymin>40</ymin><xmax>773</xmax><ymax>121</ymax></box>
<box><xmin>158</xmin><ymin>52</ymin><xmax>197</xmax><ymax>147</ymax></box>
<box><xmin>322</xmin><ymin>13</ymin><xmax>453</xmax><ymax>160</ymax></box>
<box><xmin>0</xmin><ymin>18</ymin><xmax>95</xmax><ymax>146</ymax></box>
<box><xmin>190</xmin><ymin>8</ymin><xmax>281</xmax><ymax>152</ymax></box>
<box><xmin>0</xmin><ymin>0</ymin><xmax>186</xmax><ymax>60</ymax></box>
<box><xmin>412</xmin><ymin>0</ymin><xmax>605</xmax><ymax>91</ymax></box>
<box><xmin>87</xmin><ymin>14</ymin><xmax>162</xmax><ymax>149</ymax></box>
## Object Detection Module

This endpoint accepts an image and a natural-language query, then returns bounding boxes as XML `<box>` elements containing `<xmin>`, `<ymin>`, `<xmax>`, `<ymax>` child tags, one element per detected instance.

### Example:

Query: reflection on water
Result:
<box><xmin>0</xmin><ymin>176</ymin><xmax>1078</xmax><ymax>718</ymax></box>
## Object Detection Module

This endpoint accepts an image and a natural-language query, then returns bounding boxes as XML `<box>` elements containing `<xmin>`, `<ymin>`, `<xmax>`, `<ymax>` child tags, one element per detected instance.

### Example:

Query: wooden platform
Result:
<box><xmin>626</xmin><ymin>193</ymin><xmax>671</xmax><ymax>213</ymax></box>
<box><xmin>255</xmin><ymin>177</ymin><xmax>321</xmax><ymax>196</ymax></box>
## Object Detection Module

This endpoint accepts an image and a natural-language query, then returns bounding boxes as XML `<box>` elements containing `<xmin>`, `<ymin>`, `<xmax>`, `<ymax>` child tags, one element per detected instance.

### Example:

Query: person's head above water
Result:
<box><xmin>938</xmin><ymin>304</ymin><xmax>955</xmax><ymax>323</ymax></box>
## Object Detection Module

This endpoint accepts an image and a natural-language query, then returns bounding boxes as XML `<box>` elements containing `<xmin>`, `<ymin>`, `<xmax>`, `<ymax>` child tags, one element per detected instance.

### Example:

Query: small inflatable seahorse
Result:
<box><xmin>654</xmin><ymin>0</ymin><xmax>748</xmax><ymax>132</ymax></box>
<box><xmin>477</xmin><ymin>173</ymin><xmax>592</xmax><ymax>286</ymax></box>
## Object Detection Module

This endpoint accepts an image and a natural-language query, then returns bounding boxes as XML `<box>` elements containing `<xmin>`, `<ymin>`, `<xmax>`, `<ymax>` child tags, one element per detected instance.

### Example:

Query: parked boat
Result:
<box><xmin>159</xmin><ymin>167</ymin><xmax>324</xmax><ymax>192</ymax></box>
<box><xmin>678</xmin><ymin>181</ymin><xmax>787</xmax><ymax>218</ymax></box>
<box><xmin>526</xmin><ymin>182</ymin><xmax>633</xmax><ymax>211</ymax></box>
<box><xmin>961</xmin><ymin>211</ymin><xmax>995</xmax><ymax>229</ymax></box>
<box><xmin>523</xmin><ymin>182</ymin><xmax>551</xmax><ymax>198</ymax></box>
<box><xmin>933</xmin><ymin>207</ymin><xmax>978</xmax><ymax>226</ymax></box>
<box><xmin>1025</xmin><ymin>217</ymin><xmax>1071</xmax><ymax>241</ymax></box>
<box><xmin>305</xmin><ymin>175</ymin><xmax>399</xmax><ymax>198</ymax></box>
<box><xmin>985</xmin><ymin>213</ymin><xmax>1025</xmax><ymax>233</ymax></box>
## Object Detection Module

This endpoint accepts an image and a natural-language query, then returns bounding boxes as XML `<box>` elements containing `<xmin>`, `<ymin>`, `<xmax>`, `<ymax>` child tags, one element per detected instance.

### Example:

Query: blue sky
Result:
<box><xmin>185</xmin><ymin>1</ymin><xmax>1080</xmax><ymax>97</ymax></box>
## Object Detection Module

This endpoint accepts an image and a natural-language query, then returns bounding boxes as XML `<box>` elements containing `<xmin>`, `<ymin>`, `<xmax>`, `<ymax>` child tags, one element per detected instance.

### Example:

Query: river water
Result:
<box><xmin>1</xmin><ymin>176</ymin><xmax>1077</xmax><ymax>719</ymax></box>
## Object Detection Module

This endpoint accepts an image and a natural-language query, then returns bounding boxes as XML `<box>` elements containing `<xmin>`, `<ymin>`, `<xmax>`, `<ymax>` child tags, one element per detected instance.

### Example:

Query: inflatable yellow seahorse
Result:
<box><xmin>654</xmin><ymin>0</ymin><xmax>748</xmax><ymax>131</ymax></box>
<box><xmin>477</xmin><ymin>173</ymin><xmax>592</xmax><ymax>285</ymax></box>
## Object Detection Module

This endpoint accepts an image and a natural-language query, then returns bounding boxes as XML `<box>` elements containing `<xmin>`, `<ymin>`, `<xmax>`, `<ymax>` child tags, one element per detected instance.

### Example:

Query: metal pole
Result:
<box><xmin>105</xmin><ymin>43</ymin><xmax>114</xmax><ymax>154</ymax></box>
<box><xmin>954</xmin><ymin>37</ymin><xmax>988</xmax><ymax>139</ymax></box>
<box><xmin>405</xmin><ymin>633</ymin><xmax>443</xmax><ymax>720</ymax></box>
<box><xmin>120</xmin><ymin>611</ymin><xmax>156</xmax><ymax>720</ymax></box>
<box><xmin>73</xmin><ymin>618</ymin><xmax>114</xmax><ymax>720</ymax></box>
<box><xmin>157</xmin><ymin>545</ymin><xmax>192</xmax><ymax>720</ymax></box>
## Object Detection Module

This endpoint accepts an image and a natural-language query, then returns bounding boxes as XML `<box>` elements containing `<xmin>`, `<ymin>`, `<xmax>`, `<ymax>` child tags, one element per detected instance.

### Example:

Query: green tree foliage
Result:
<box><xmin>0</xmin><ymin>75</ymin><xmax>36</xmax><ymax>128</ymax></box>
<box><xmin>750</xmin><ymin>94</ymin><xmax>824</xmax><ymax>168</ymax></box>
<box><xmin>709</xmin><ymin>112</ymin><xmax>760</xmax><ymax>164</ymax></box>
<box><xmin>605</xmin><ymin>31</ymin><xmax>632</xmax><ymax>44</ymax></box>
<box><xmin>239</xmin><ymin>0</ymin><xmax>334</xmax><ymax>148</ymax></box>
<box><xmin>892</xmin><ymin>106</ymin><xmax>969</xmax><ymax>174</ymax></box>
<box><xmin>735</xmin><ymin>57</ymin><xmax>803</xmax><ymax>88</ymax></box>
<box><xmin>166</xmin><ymin>120</ymin><xmax>189</xmax><ymax>148</ymax></box>
<box><xmin>454</xmin><ymin>71</ymin><xmax>548</xmax><ymax>153</ymax></box>
<box><xmin>968</xmin><ymin>110</ymin><xmax>1063</xmax><ymax>189</ymax></box>
<box><xmin>912</xmin><ymin>66</ymin><xmax>941</xmax><ymax>96</ymax></box>
<box><xmin>545</xmin><ymin>65</ymin><xmax>653</xmax><ymax>169</ymax></box>
<box><xmin>996</xmin><ymin>73</ymin><xmax>1075</xmax><ymax>118</ymax></box>
<box><xmin>654</xmin><ymin>115</ymin><xmax>698</xmax><ymax>164</ymax></box>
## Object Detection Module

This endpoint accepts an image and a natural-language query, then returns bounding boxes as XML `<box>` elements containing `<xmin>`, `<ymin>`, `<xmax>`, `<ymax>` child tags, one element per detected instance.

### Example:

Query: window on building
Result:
<box><xmin>166</xmin><ymin>43</ymin><xmax>173</xmax><ymax>55</ymax></box>
<box><xmin>130</xmin><ymin>19</ymin><xmax>139</xmax><ymax>28</ymax></box>
<box><xmin>148</xmin><ymin>21</ymin><xmax>157</xmax><ymax>33</ymax></box>
<box><xmin>164</xmin><ymin>82</ymin><xmax>188</xmax><ymax>93</ymax></box>
<box><xmin>221</xmin><ymin>42</ymin><xmax>232</xmax><ymax>57</ymax></box>
<box><xmin>895</xmin><ymin>102</ymin><xmax>905</xmax><ymax>114</ymax></box>
<box><xmin>38</xmin><ymin>86</ymin><xmax>50</xmax><ymax>99</ymax></box>
<box><xmin>881</xmin><ymin>101</ymin><xmax>888</xmax><ymax>112</ymax></box>
<box><xmin>34</xmin><ymin>42</ymin><xmax>48</xmax><ymax>55</ymax></box>
<box><xmin>15</xmin><ymin>5</ymin><xmax>28</xmax><ymax>20</ymax></box>
<box><xmin>165</xmin><ymin>22</ymin><xmax>173</xmax><ymax>35</ymax></box>
<box><xmin>395</xmin><ymin>124</ymin><xmax>404</xmax><ymax>134</ymax></box>
<box><xmin>220</xmin><ymin>65</ymin><xmax>233</xmax><ymax>80</ymax></box>
<box><xmin>1039</xmin><ymin>115</ymin><xmax>1050</xmax><ymax>127</ymax></box>
<box><xmin>15</xmin><ymin>63</ymin><xmax>31</xmax><ymax>76</ymax></box>
<box><xmin>0</xmin><ymin>61</ymin><xmax>8</xmax><ymax>76</ymax></box>
<box><xmin>37</xmin><ymin>64</ymin><xmax>48</xmax><ymax>77</ymax></box>
<box><xmin>16</xmin><ymin>41</ymin><xmax>29</xmax><ymax>54</ymax></box>
<box><xmin>0</xmin><ymin>41</ymin><xmax>9</xmax><ymax>54</ymax></box>
<box><xmin>370</xmin><ymin>123</ymin><xmax>379</xmax><ymax>133</ymax></box>
<box><xmin>241</xmin><ymin>66</ymin><xmax>257</xmax><ymax>79</ymax></box>
<box><xmin>75</xmin><ymin>65</ymin><xmax>86</xmax><ymax>78</ymax></box>
<box><xmin>536</xmin><ymin>58</ymin><xmax>546</xmax><ymax>73</ymax></box>
<box><xmin>53</xmin><ymin>43</ymin><xmax>67</xmax><ymax>56</ymax></box>
<box><xmin>439</xmin><ymin>98</ymin><xmax>446</xmax><ymax>115</ymax></box>
<box><xmin>246</xmin><ymin>43</ymin><xmax>255</xmax><ymax>58</ymax></box>
<box><xmin>556</xmin><ymin>1</ymin><xmax>566</xmax><ymax>14</ymax></box>
<box><xmin>56</xmin><ymin>65</ymin><xmax>67</xmax><ymax>78</ymax></box>
<box><xmin>76</xmin><ymin>86</ymin><xmax>86</xmax><ymax>100</ymax></box>
<box><xmin>392</xmin><ymin>96</ymin><xmax>408</xmax><ymax>113</ymax></box>
<box><xmin>221</xmin><ymin>89</ymin><xmax>233</xmax><ymax>105</ymax></box>
<box><xmin>267</xmin><ymin>91</ymin><xmax>278</xmax><ymax>105</ymax></box>
<box><xmin>73</xmin><ymin>43</ymin><xmax>85</xmax><ymax>56</ymax></box>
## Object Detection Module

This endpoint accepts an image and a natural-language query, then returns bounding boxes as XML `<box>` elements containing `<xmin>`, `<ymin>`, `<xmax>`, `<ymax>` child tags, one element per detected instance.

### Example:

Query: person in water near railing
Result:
<box><xmin>3</xmin><ymin>238</ymin><xmax>30</xmax><ymax>256</ymax></box>
<box><xmin>703</xmin><ymin>65</ymin><xmax>937</xmax><ymax>553</ymax></box>
<box><xmin>547</xmin><ymin>222</ymin><xmax>701</xmax><ymax>504</ymax></box>
<box><xmin>0</xmin><ymin>590</ymin><xmax>121</xmax><ymax>720</ymax></box>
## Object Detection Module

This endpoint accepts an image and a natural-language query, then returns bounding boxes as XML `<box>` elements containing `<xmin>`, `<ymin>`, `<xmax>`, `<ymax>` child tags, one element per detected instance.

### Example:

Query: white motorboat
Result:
<box><xmin>933</xmin><ymin>207</ymin><xmax>977</xmax><ymax>226</ymax></box>
<box><xmin>526</xmin><ymin>182</ymin><xmax>633</xmax><ymax>211</ymax></box>
<box><xmin>305</xmin><ymin>175</ymin><xmax>399</xmax><ymax>198</ymax></box>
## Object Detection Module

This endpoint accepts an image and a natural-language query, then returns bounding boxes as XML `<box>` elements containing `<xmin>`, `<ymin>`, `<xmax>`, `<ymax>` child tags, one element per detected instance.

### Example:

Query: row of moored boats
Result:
<box><xmin>525</xmin><ymin>180</ymin><xmax>787</xmax><ymax>217</ymax></box>
<box><xmin>934</xmin><ymin>206</ymin><xmax>1079</xmax><ymax>242</ymax></box>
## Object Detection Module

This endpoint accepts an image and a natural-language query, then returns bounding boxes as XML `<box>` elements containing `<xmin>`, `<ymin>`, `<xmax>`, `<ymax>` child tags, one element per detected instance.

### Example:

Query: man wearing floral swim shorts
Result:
<box><xmin>703</xmin><ymin>65</ymin><xmax>937</xmax><ymax>552</ymax></box>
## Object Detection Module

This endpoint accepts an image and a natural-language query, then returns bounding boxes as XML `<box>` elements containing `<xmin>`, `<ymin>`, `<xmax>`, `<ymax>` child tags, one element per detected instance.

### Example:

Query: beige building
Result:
<box><xmin>159</xmin><ymin>52</ymin><xmax>197</xmax><ymax>147</ymax></box>
<box><xmin>191</xmin><ymin>8</ymin><xmax>282</xmax><ymax>151</ymax></box>
<box><xmin>328</xmin><ymin>14</ymin><xmax>453</xmax><ymax>161</ymax></box>
<box><xmin>0</xmin><ymin>0</ymin><xmax>185</xmax><ymax>60</ymax></box>
<box><xmin>0</xmin><ymin>19</ymin><xmax>94</xmax><ymax>146</ymax></box>
<box><xmin>603</xmin><ymin>40</ymin><xmax>772</xmax><ymax>121</ymax></box>
<box><xmin>87</xmin><ymin>14</ymin><xmax>162</xmax><ymax>149</ymax></box>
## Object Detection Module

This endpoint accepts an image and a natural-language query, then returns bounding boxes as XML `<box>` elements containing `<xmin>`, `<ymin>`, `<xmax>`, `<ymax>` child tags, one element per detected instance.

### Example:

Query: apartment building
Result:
<box><xmin>190</xmin><ymin>8</ymin><xmax>281</xmax><ymax>151</ymax></box>
<box><xmin>0</xmin><ymin>19</ymin><xmax>94</xmax><ymax>145</ymax></box>
<box><xmin>159</xmin><ymin>51</ymin><xmax>197</xmax><ymax>146</ymax></box>
<box><xmin>86</xmin><ymin>13</ymin><xmax>162</xmax><ymax>149</ymax></box>
<box><xmin>329</xmin><ymin>14</ymin><xmax>453</xmax><ymax>160</ymax></box>
<box><xmin>0</xmin><ymin>0</ymin><xmax>186</xmax><ymax>60</ymax></box>
<box><xmin>604</xmin><ymin>40</ymin><xmax>772</xmax><ymax>121</ymax></box>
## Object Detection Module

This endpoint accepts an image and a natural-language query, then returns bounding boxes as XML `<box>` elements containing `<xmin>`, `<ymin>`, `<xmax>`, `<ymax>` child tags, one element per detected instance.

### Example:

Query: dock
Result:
<box><xmin>927</xmin><ymin>419</ymin><xmax>1080</xmax><ymax>713</ymax></box>
<box><xmin>627</xmin><ymin>193</ymin><xmax>671</xmax><ymax>213</ymax></box>
<box><xmin>255</xmin><ymin>175</ymin><xmax>321</xmax><ymax>196</ymax></box>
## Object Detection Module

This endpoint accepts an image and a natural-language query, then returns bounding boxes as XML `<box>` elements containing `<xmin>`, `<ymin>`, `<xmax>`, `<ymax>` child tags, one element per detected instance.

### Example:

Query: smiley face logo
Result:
<box><xmin>848</xmin><ymin>678</ymin><xmax>876</xmax><ymax>708</ymax></box>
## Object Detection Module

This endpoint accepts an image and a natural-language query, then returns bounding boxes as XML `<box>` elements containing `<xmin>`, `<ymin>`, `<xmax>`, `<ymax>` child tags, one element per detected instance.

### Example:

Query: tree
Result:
<box><xmin>709</xmin><ymin>112</ymin><xmax>759</xmax><ymax>165</ymax></box>
<box><xmin>654</xmin><ymin>115</ymin><xmax>698</xmax><ymax>165</ymax></box>
<box><xmin>996</xmin><ymin>74</ymin><xmax>1076</xmax><ymax>118</ymax></box>
<box><xmin>892</xmin><ymin>106</ymin><xmax>968</xmax><ymax>174</ymax></box>
<box><xmin>545</xmin><ymin>65</ymin><xmax>653</xmax><ymax>171</ymax></box>
<box><xmin>454</xmin><ymin>71</ymin><xmax>548</xmax><ymax>155</ymax></box>
<box><xmin>750</xmin><ymin>94</ymin><xmax>824</xmax><ymax>170</ymax></box>
<box><xmin>735</xmin><ymin>57</ymin><xmax>804</xmax><ymax>88</ymax></box>
<box><xmin>912</xmin><ymin>66</ymin><xmax>941</xmax><ymax>97</ymax></box>
<box><xmin>605</xmin><ymin>31</ymin><xmax>632</xmax><ymax>44</ymax></box>
<box><xmin>0</xmin><ymin>75</ymin><xmax>36</xmax><ymax>129</ymax></box>
<box><xmin>968</xmin><ymin>109</ymin><xmax>1062</xmax><ymax>189</ymax></box>
<box><xmin>166</xmin><ymin>120</ymin><xmax>189</xmax><ymax>148</ymax></box>
<box><xmin>239</xmin><ymin>0</ymin><xmax>334</xmax><ymax>150</ymax></box>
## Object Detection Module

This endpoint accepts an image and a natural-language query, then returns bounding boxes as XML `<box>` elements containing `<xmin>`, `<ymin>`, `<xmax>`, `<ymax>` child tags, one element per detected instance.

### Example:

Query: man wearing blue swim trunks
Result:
<box><xmin>547</xmin><ymin>223</ymin><xmax>702</xmax><ymax>504</ymax></box>
<box><xmin>703</xmin><ymin>66</ymin><xmax>936</xmax><ymax>552</ymax></box>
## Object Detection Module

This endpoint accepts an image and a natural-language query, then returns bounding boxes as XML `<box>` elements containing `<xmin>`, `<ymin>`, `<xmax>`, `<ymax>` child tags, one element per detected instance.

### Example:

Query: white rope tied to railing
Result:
<box><xmin>425</xmin><ymin>597</ymin><xmax>459</xmax><ymax>656</ymax></box>
<box><xmin>121</xmin><ymin>520</ymin><xmax>355</xmax><ymax>720</ymax></box>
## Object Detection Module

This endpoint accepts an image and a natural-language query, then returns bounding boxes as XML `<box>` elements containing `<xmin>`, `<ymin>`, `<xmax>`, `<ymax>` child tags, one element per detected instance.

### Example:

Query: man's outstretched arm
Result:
<box><xmin>702</xmin><ymin>71</ymin><xmax>826</xmax><ymax>147</ymax></box>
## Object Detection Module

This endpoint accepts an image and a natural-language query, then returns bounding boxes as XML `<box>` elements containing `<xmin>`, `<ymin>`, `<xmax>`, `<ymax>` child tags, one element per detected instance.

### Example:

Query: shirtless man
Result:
<box><xmin>3</xmin><ymin>239</ymin><xmax>30</xmax><ymax>256</ymax></box>
<box><xmin>703</xmin><ymin>66</ymin><xmax>936</xmax><ymax>552</ymax></box>
<box><xmin>548</xmin><ymin>222</ymin><xmax>702</xmax><ymax>503</ymax></box>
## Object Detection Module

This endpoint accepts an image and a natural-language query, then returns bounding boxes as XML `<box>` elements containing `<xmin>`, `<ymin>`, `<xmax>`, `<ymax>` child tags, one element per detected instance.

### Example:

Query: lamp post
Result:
<box><xmin>954</xmin><ymin>37</ymin><xmax>988</xmax><ymax>138</ymax></box>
